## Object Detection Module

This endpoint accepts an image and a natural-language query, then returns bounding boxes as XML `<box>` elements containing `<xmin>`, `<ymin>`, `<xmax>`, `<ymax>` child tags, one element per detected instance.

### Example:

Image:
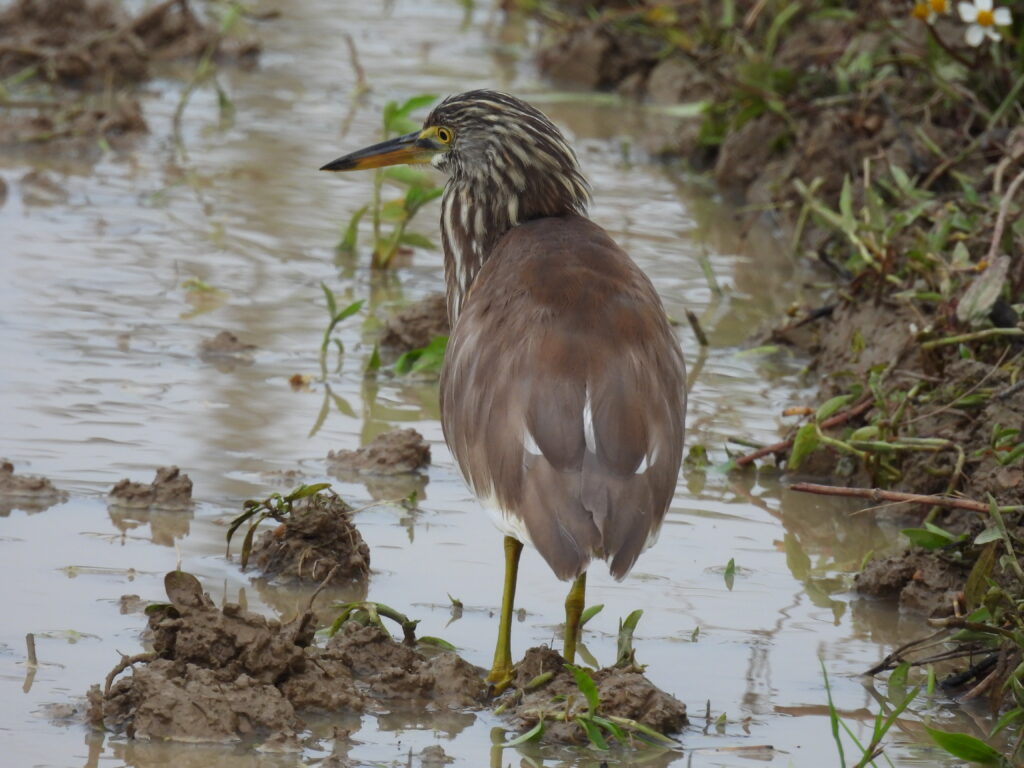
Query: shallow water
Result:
<box><xmin>0</xmin><ymin>2</ymin><xmax>992</xmax><ymax>766</ymax></box>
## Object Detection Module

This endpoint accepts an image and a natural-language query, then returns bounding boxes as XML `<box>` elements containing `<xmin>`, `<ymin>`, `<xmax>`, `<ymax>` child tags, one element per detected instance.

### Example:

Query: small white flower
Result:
<box><xmin>958</xmin><ymin>0</ymin><xmax>1012</xmax><ymax>46</ymax></box>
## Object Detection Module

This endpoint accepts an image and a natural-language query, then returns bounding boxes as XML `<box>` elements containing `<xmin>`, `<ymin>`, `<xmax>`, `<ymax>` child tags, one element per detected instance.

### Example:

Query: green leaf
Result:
<box><xmin>320</xmin><ymin>281</ymin><xmax>337</xmax><ymax>318</ymax></box>
<box><xmin>336</xmin><ymin>204</ymin><xmax>367</xmax><ymax>255</ymax></box>
<box><xmin>417</xmin><ymin>636</ymin><xmax>456</xmax><ymax>651</ymax></box>
<box><xmin>382</xmin><ymin>166</ymin><xmax>433</xmax><ymax>187</ymax></box>
<box><xmin>333</xmin><ymin>299</ymin><xmax>364</xmax><ymax>325</ymax></box>
<box><xmin>579</xmin><ymin>603</ymin><xmax>604</xmax><ymax>627</ymax></box>
<box><xmin>816</xmin><ymin>394</ymin><xmax>854</xmax><ymax>422</ymax></box>
<box><xmin>365</xmin><ymin>344</ymin><xmax>381</xmax><ymax>373</ymax></box>
<box><xmin>838</xmin><ymin>175</ymin><xmax>855</xmax><ymax>231</ymax></box>
<box><xmin>566</xmin><ymin>664</ymin><xmax>601</xmax><ymax>712</ymax></box>
<box><xmin>724</xmin><ymin>557</ymin><xmax>736</xmax><ymax>591</ymax></box>
<box><xmin>974</xmin><ymin>527</ymin><xmax>1003</xmax><ymax>545</ymax></box>
<box><xmin>902</xmin><ymin>527</ymin><xmax>955</xmax><ymax>549</ymax></box>
<box><xmin>849</xmin><ymin>425</ymin><xmax>879</xmax><ymax>441</ymax></box>
<box><xmin>616</xmin><ymin>609</ymin><xmax>643</xmax><ymax>666</ymax></box>
<box><xmin>576</xmin><ymin>716</ymin><xmax>609</xmax><ymax>750</ymax></box>
<box><xmin>503</xmin><ymin>719</ymin><xmax>544</xmax><ymax>747</ymax></box>
<box><xmin>397</xmin><ymin>232</ymin><xmax>436</xmax><ymax>250</ymax></box>
<box><xmin>925</xmin><ymin>726</ymin><xmax>1003</xmax><ymax>764</ymax></box>
<box><xmin>788</xmin><ymin>423</ymin><xmax>820</xmax><ymax>470</ymax></box>
<box><xmin>288</xmin><ymin>482</ymin><xmax>331</xmax><ymax>501</ymax></box>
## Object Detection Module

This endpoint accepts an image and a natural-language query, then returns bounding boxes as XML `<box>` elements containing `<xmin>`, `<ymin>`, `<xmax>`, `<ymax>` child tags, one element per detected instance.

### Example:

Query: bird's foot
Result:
<box><xmin>486</xmin><ymin>665</ymin><xmax>515</xmax><ymax>696</ymax></box>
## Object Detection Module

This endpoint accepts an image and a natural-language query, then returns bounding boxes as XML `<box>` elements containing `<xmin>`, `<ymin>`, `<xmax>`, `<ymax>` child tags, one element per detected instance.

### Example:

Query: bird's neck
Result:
<box><xmin>440</xmin><ymin>174</ymin><xmax>587</xmax><ymax>324</ymax></box>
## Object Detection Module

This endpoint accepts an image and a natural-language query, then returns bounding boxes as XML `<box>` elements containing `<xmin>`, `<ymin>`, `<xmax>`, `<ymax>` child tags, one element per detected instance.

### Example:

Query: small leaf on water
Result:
<box><xmin>788</xmin><ymin>423</ymin><xmax>820</xmax><ymax>470</ymax></box>
<box><xmin>502</xmin><ymin>719</ymin><xmax>544</xmax><ymax>747</ymax></box>
<box><xmin>690</xmin><ymin>626</ymin><xmax>700</xmax><ymax>642</ymax></box>
<box><xmin>724</xmin><ymin>557</ymin><xmax>736</xmax><ymax>591</ymax></box>
<box><xmin>925</xmin><ymin>726</ymin><xmax>1003</xmax><ymax>764</ymax></box>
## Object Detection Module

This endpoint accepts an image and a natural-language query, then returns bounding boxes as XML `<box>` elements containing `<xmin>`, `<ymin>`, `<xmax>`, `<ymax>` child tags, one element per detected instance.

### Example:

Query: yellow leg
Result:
<box><xmin>563</xmin><ymin>571</ymin><xmax>587</xmax><ymax>663</ymax></box>
<box><xmin>487</xmin><ymin>536</ymin><xmax>523</xmax><ymax>692</ymax></box>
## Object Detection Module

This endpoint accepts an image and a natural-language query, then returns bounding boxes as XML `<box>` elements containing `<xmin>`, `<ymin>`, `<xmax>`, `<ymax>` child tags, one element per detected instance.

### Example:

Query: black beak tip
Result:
<box><xmin>320</xmin><ymin>157</ymin><xmax>353</xmax><ymax>172</ymax></box>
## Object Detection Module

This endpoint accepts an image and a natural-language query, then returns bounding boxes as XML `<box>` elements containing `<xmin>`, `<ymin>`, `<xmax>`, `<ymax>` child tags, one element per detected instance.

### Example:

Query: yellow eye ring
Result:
<box><xmin>436</xmin><ymin>127</ymin><xmax>453</xmax><ymax>144</ymax></box>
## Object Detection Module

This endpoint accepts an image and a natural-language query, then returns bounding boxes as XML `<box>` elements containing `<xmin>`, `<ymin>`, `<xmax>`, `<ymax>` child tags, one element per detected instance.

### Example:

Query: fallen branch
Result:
<box><xmin>735</xmin><ymin>398</ymin><xmax>873</xmax><ymax>466</ymax></box>
<box><xmin>789</xmin><ymin>482</ymin><xmax>1024</xmax><ymax>514</ymax></box>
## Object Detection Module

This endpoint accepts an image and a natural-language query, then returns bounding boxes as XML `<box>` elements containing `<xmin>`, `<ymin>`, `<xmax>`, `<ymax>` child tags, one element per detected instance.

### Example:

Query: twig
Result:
<box><xmin>864</xmin><ymin>628</ymin><xmax>950</xmax><ymax>676</ymax></box>
<box><xmin>789</xmin><ymin>482</ymin><xmax>1024</xmax><ymax>514</ymax></box>
<box><xmin>685</xmin><ymin>309</ymin><xmax>709</xmax><ymax>347</ymax></box>
<box><xmin>104</xmin><ymin>652</ymin><xmax>157</xmax><ymax>696</ymax></box>
<box><xmin>987</xmin><ymin>167</ymin><xmax>1024</xmax><ymax>263</ymax></box>
<box><xmin>920</xmin><ymin>328</ymin><xmax>1024</xmax><ymax>350</ymax></box>
<box><xmin>735</xmin><ymin>398</ymin><xmax>873</xmax><ymax>466</ymax></box>
<box><xmin>25</xmin><ymin>633</ymin><xmax>37</xmax><ymax>668</ymax></box>
<box><xmin>307</xmin><ymin>564</ymin><xmax>341</xmax><ymax>611</ymax></box>
<box><xmin>927</xmin><ymin>616</ymin><xmax>1019</xmax><ymax>642</ymax></box>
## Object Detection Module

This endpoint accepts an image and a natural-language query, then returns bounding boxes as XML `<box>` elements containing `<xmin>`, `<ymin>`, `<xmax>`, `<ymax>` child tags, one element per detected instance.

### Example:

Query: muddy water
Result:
<box><xmin>0</xmin><ymin>2</ymin><xmax>982</xmax><ymax>767</ymax></box>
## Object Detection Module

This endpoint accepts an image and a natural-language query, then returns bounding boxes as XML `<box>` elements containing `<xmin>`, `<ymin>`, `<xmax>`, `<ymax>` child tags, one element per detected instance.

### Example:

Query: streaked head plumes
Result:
<box><xmin>422</xmin><ymin>90</ymin><xmax>591</xmax><ymax>321</ymax></box>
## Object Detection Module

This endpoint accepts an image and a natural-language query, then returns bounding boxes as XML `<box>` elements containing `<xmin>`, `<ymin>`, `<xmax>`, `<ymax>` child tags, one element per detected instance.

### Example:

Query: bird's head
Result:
<box><xmin>321</xmin><ymin>90</ymin><xmax>590</xmax><ymax>218</ymax></box>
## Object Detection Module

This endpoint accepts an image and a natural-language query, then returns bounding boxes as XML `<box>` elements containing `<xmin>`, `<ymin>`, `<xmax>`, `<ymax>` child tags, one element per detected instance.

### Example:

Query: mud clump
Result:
<box><xmin>0</xmin><ymin>460</ymin><xmax>67</xmax><ymax>515</ymax></box>
<box><xmin>89</xmin><ymin>571</ymin><xmax>487</xmax><ymax>743</ymax></box>
<box><xmin>379</xmin><ymin>294</ymin><xmax>450</xmax><ymax>353</ymax></box>
<box><xmin>198</xmin><ymin>330</ymin><xmax>257</xmax><ymax>372</ymax></box>
<box><xmin>506</xmin><ymin>646</ymin><xmax>687</xmax><ymax>745</ymax></box>
<box><xmin>328</xmin><ymin>428</ymin><xmax>431</xmax><ymax>476</ymax></box>
<box><xmin>856</xmin><ymin>551</ymin><xmax>969</xmax><ymax>617</ymax></box>
<box><xmin>329</xmin><ymin>623</ymin><xmax>487</xmax><ymax>708</ymax></box>
<box><xmin>249</xmin><ymin>491</ymin><xmax>370</xmax><ymax>585</ymax></box>
<box><xmin>108</xmin><ymin>466</ymin><xmax>192</xmax><ymax>509</ymax></box>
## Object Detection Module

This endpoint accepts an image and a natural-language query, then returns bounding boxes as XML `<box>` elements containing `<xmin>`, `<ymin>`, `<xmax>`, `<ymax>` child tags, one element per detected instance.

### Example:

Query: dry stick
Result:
<box><xmin>921</xmin><ymin>327</ymin><xmax>1024</xmax><ymax>350</ymax></box>
<box><xmin>790</xmin><ymin>482</ymin><xmax>1024</xmax><ymax>514</ymax></box>
<box><xmin>735</xmin><ymin>398</ymin><xmax>874</xmax><ymax>466</ymax></box>
<box><xmin>104</xmin><ymin>652</ymin><xmax>157</xmax><ymax>696</ymax></box>
<box><xmin>685</xmin><ymin>309</ymin><xmax>709</xmax><ymax>347</ymax></box>
<box><xmin>987</xmin><ymin>166</ymin><xmax>1024</xmax><ymax>263</ymax></box>
<box><xmin>25</xmin><ymin>633</ymin><xmax>37</xmax><ymax>668</ymax></box>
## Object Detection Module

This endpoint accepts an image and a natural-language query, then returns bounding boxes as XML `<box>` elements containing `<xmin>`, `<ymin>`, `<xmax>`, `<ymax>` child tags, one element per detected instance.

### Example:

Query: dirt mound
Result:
<box><xmin>856</xmin><ymin>551</ymin><xmax>970</xmax><ymax>617</ymax></box>
<box><xmin>108</xmin><ymin>466</ymin><xmax>192</xmax><ymax>510</ymax></box>
<box><xmin>249</xmin><ymin>491</ymin><xmax>370</xmax><ymax>585</ymax></box>
<box><xmin>379</xmin><ymin>294</ymin><xmax>449</xmax><ymax>353</ymax></box>
<box><xmin>505</xmin><ymin>646</ymin><xmax>687</xmax><ymax>745</ymax></box>
<box><xmin>88</xmin><ymin>572</ymin><xmax>487</xmax><ymax>743</ymax></box>
<box><xmin>327</xmin><ymin>428</ymin><xmax>431</xmax><ymax>477</ymax></box>
<box><xmin>329</xmin><ymin>622</ymin><xmax>487</xmax><ymax>708</ymax></box>
<box><xmin>198</xmin><ymin>330</ymin><xmax>257</xmax><ymax>372</ymax></box>
<box><xmin>0</xmin><ymin>460</ymin><xmax>67</xmax><ymax>515</ymax></box>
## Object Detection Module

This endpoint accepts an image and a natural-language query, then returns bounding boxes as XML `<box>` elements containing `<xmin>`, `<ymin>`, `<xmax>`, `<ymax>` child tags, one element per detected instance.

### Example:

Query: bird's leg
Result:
<box><xmin>487</xmin><ymin>535</ymin><xmax>523</xmax><ymax>692</ymax></box>
<box><xmin>562</xmin><ymin>571</ymin><xmax>587</xmax><ymax>664</ymax></box>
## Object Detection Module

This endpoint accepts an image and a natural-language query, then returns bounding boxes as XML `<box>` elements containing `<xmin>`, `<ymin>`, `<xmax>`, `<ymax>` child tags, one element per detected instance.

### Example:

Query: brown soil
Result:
<box><xmin>505</xmin><ymin>646</ymin><xmax>688</xmax><ymax>745</ymax></box>
<box><xmin>0</xmin><ymin>0</ymin><xmax>259</xmax><ymax>146</ymax></box>
<box><xmin>378</xmin><ymin>294</ymin><xmax>450</xmax><ymax>353</ymax></box>
<box><xmin>855</xmin><ymin>551</ymin><xmax>969</xmax><ymax>617</ymax></box>
<box><xmin>0</xmin><ymin>460</ymin><xmax>67</xmax><ymax>515</ymax></box>
<box><xmin>108</xmin><ymin>466</ymin><xmax>193</xmax><ymax>510</ymax></box>
<box><xmin>327</xmin><ymin>428</ymin><xmax>431</xmax><ymax>476</ymax></box>
<box><xmin>249</xmin><ymin>490</ymin><xmax>370</xmax><ymax>585</ymax></box>
<box><xmin>88</xmin><ymin>571</ymin><xmax>488</xmax><ymax>742</ymax></box>
<box><xmin>198</xmin><ymin>330</ymin><xmax>257</xmax><ymax>372</ymax></box>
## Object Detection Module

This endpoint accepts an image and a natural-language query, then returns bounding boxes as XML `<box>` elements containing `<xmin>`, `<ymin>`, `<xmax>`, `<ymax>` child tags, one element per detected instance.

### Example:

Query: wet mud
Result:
<box><xmin>88</xmin><ymin>571</ymin><xmax>487</xmax><ymax>743</ymax></box>
<box><xmin>378</xmin><ymin>293</ymin><xmax>450</xmax><ymax>354</ymax></box>
<box><xmin>327</xmin><ymin>427</ymin><xmax>431</xmax><ymax>476</ymax></box>
<box><xmin>0</xmin><ymin>0</ymin><xmax>259</xmax><ymax>146</ymax></box>
<box><xmin>108</xmin><ymin>466</ymin><xmax>193</xmax><ymax>510</ymax></box>
<box><xmin>855</xmin><ymin>551</ymin><xmax>969</xmax><ymax>617</ymax></box>
<box><xmin>249</xmin><ymin>490</ymin><xmax>370</xmax><ymax>585</ymax></box>
<box><xmin>506</xmin><ymin>646</ymin><xmax>687</xmax><ymax>745</ymax></box>
<box><xmin>198</xmin><ymin>330</ymin><xmax>258</xmax><ymax>372</ymax></box>
<box><xmin>0</xmin><ymin>460</ymin><xmax>67</xmax><ymax>515</ymax></box>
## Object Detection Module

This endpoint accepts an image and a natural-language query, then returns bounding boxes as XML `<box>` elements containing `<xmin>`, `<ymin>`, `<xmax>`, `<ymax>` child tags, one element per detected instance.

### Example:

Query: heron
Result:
<box><xmin>321</xmin><ymin>90</ymin><xmax>686</xmax><ymax>691</ymax></box>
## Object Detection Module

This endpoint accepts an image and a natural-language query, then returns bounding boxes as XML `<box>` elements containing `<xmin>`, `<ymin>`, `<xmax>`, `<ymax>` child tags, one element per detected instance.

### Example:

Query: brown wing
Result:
<box><xmin>440</xmin><ymin>215</ymin><xmax>686</xmax><ymax>581</ymax></box>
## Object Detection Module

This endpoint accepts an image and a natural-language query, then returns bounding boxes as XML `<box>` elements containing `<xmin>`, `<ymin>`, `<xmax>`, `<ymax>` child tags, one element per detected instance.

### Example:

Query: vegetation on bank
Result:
<box><xmin>524</xmin><ymin>0</ymin><xmax>1024</xmax><ymax>759</ymax></box>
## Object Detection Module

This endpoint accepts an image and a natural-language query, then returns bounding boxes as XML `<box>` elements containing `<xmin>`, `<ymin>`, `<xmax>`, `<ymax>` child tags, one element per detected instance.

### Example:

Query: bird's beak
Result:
<box><xmin>320</xmin><ymin>128</ymin><xmax>444</xmax><ymax>172</ymax></box>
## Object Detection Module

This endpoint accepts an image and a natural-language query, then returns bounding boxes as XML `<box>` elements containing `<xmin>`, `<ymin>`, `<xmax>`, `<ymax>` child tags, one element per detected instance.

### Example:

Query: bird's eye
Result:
<box><xmin>436</xmin><ymin>127</ymin><xmax>454</xmax><ymax>144</ymax></box>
